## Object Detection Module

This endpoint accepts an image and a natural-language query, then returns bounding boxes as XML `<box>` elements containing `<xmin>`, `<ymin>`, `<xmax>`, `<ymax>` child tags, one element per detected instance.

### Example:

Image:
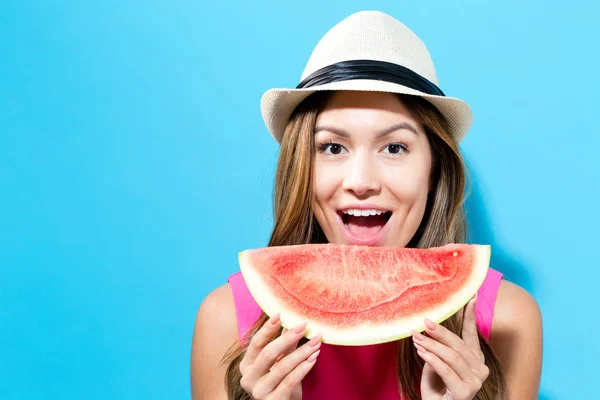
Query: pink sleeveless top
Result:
<box><xmin>228</xmin><ymin>268</ymin><xmax>503</xmax><ymax>400</ymax></box>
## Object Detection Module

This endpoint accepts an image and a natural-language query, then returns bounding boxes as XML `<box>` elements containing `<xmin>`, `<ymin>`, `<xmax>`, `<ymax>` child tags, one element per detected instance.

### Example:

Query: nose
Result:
<box><xmin>342</xmin><ymin>153</ymin><xmax>382</xmax><ymax>197</ymax></box>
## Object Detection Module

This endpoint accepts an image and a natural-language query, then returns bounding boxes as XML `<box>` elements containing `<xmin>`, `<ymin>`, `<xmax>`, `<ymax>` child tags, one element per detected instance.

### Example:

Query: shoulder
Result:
<box><xmin>191</xmin><ymin>284</ymin><xmax>239</xmax><ymax>400</ymax></box>
<box><xmin>196</xmin><ymin>283</ymin><xmax>238</xmax><ymax>326</ymax></box>
<box><xmin>488</xmin><ymin>279</ymin><xmax>543</xmax><ymax>398</ymax></box>
<box><xmin>192</xmin><ymin>283</ymin><xmax>239</xmax><ymax>348</ymax></box>
<box><xmin>492</xmin><ymin>279</ymin><xmax>542</xmax><ymax>337</ymax></box>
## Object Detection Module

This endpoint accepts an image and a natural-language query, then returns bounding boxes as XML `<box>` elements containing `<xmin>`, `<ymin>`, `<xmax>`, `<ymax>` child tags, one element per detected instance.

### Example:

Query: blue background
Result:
<box><xmin>1</xmin><ymin>0</ymin><xmax>597</xmax><ymax>398</ymax></box>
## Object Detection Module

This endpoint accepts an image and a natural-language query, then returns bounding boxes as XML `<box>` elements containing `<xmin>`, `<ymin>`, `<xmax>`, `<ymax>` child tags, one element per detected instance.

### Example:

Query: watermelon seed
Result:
<box><xmin>453</xmin><ymin>251</ymin><xmax>458</xmax><ymax>256</ymax></box>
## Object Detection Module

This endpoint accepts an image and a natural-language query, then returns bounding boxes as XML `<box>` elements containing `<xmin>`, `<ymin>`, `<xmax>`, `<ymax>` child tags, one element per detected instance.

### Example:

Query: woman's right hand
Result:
<box><xmin>239</xmin><ymin>313</ymin><xmax>322</xmax><ymax>400</ymax></box>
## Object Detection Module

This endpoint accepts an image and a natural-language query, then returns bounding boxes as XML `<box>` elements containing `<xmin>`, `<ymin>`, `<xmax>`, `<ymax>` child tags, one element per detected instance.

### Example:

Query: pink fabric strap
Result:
<box><xmin>228</xmin><ymin>272</ymin><xmax>264</xmax><ymax>342</ymax></box>
<box><xmin>474</xmin><ymin>268</ymin><xmax>504</xmax><ymax>341</ymax></box>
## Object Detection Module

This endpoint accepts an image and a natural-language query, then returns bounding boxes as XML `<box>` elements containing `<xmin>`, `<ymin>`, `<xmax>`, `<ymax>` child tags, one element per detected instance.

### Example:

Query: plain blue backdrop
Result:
<box><xmin>1</xmin><ymin>0</ymin><xmax>598</xmax><ymax>398</ymax></box>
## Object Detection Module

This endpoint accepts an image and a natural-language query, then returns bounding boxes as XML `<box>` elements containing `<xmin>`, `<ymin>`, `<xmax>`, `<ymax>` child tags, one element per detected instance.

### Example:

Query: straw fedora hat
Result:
<box><xmin>260</xmin><ymin>10</ymin><xmax>473</xmax><ymax>144</ymax></box>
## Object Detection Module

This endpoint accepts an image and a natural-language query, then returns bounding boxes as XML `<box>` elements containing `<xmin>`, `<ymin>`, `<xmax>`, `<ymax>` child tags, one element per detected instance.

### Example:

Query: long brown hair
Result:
<box><xmin>222</xmin><ymin>91</ymin><xmax>506</xmax><ymax>399</ymax></box>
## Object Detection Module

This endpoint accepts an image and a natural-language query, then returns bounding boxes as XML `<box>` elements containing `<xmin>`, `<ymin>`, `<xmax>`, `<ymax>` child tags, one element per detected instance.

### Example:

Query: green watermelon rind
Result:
<box><xmin>238</xmin><ymin>244</ymin><xmax>491</xmax><ymax>346</ymax></box>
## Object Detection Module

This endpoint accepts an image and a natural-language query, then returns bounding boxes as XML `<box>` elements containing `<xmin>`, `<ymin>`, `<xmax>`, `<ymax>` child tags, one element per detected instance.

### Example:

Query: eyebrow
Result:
<box><xmin>314</xmin><ymin>122</ymin><xmax>418</xmax><ymax>138</ymax></box>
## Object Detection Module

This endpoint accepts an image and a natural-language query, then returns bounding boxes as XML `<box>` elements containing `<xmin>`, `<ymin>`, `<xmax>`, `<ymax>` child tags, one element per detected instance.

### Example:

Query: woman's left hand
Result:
<box><xmin>412</xmin><ymin>295</ymin><xmax>490</xmax><ymax>400</ymax></box>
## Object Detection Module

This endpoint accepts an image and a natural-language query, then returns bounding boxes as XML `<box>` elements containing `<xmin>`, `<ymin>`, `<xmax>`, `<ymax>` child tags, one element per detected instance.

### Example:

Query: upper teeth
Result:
<box><xmin>343</xmin><ymin>209</ymin><xmax>386</xmax><ymax>216</ymax></box>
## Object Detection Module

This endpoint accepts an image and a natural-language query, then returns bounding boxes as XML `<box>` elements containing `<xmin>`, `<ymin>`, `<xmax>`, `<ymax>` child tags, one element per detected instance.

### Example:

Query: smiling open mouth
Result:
<box><xmin>339</xmin><ymin>209</ymin><xmax>392</xmax><ymax>242</ymax></box>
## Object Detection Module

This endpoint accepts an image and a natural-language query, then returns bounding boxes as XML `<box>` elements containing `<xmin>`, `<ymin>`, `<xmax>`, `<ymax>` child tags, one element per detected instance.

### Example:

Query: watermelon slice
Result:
<box><xmin>239</xmin><ymin>243</ymin><xmax>490</xmax><ymax>346</ymax></box>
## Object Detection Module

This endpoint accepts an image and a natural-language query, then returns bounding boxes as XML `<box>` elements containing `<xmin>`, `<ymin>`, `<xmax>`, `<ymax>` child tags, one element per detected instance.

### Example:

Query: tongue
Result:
<box><xmin>345</xmin><ymin>214</ymin><xmax>387</xmax><ymax>238</ymax></box>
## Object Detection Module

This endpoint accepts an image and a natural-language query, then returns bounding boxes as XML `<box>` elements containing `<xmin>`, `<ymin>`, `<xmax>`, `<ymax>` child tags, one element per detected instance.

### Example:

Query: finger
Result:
<box><xmin>242</xmin><ymin>313</ymin><xmax>282</xmax><ymax>369</ymax></box>
<box><xmin>269</xmin><ymin>329</ymin><xmax>301</xmax><ymax>372</ymax></box>
<box><xmin>416</xmin><ymin>348</ymin><xmax>473</xmax><ymax>399</ymax></box>
<box><xmin>253</xmin><ymin>333</ymin><xmax>322</xmax><ymax>398</ymax></box>
<box><xmin>249</xmin><ymin>322</ymin><xmax>308</xmax><ymax>379</ymax></box>
<box><xmin>412</xmin><ymin>332</ymin><xmax>480</xmax><ymax>385</ymax></box>
<box><xmin>275</xmin><ymin>328</ymin><xmax>295</xmax><ymax>363</ymax></box>
<box><xmin>422</xmin><ymin>317</ymin><xmax>482</xmax><ymax>370</ymax></box>
<box><xmin>461</xmin><ymin>294</ymin><xmax>482</xmax><ymax>355</ymax></box>
<box><xmin>269</xmin><ymin>348</ymin><xmax>320</xmax><ymax>399</ymax></box>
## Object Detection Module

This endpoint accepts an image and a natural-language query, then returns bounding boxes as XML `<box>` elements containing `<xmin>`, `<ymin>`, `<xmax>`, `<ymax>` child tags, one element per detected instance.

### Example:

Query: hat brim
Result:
<box><xmin>260</xmin><ymin>79</ymin><xmax>473</xmax><ymax>144</ymax></box>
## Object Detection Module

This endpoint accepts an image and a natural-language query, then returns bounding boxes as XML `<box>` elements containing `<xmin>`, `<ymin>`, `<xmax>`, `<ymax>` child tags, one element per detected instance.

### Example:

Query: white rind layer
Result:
<box><xmin>238</xmin><ymin>245</ymin><xmax>491</xmax><ymax>346</ymax></box>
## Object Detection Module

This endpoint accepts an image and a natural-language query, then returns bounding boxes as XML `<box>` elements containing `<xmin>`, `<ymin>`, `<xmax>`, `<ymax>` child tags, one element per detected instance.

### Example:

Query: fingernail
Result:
<box><xmin>309</xmin><ymin>333</ymin><xmax>323</xmax><ymax>346</ymax></box>
<box><xmin>473</xmin><ymin>293</ymin><xmax>478</xmax><ymax>304</ymax></box>
<box><xmin>424</xmin><ymin>318</ymin><xmax>436</xmax><ymax>331</ymax></box>
<box><xmin>412</xmin><ymin>330</ymin><xmax>426</xmax><ymax>341</ymax></box>
<box><xmin>417</xmin><ymin>349</ymin><xmax>429</xmax><ymax>359</ymax></box>
<box><xmin>293</xmin><ymin>322</ymin><xmax>308</xmax><ymax>334</ymax></box>
<box><xmin>414</xmin><ymin>342</ymin><xmax>426</xmax><ymax>352</ymax></box>
<box><xmin>307</xmin><ymin>350</ymin><xmax>320</xmax><ymax>362</ymax></box>
<box><xmin>270</xmin><ymin>313</ymin><xmax>281</xmax><ymax>325</ymax></box>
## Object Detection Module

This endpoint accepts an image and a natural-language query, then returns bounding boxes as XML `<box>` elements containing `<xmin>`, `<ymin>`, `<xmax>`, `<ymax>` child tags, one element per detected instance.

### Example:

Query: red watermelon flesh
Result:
<box><xmin>239</xmin><ymin>243</ymin><xmax>490</xmax><ymax>345</ymax></box>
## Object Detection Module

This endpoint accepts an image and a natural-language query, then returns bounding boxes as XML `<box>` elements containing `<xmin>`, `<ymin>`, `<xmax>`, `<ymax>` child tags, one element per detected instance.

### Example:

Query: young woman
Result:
<box><xmin>191</xmin><ymin>11</ymin><xmax>542</xmax><ymax>400</ymax></box>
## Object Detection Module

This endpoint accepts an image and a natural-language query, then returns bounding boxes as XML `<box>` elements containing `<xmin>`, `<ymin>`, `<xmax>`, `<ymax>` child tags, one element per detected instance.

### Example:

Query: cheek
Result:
<box><xmin>312</xmin><ymin>163</ymin><xmax>338</xmax><ymax>229</ymax></box>
<box><xmin>312</xmin><ymin>162</ymin><xmax>342</xmax><ymax>203</ymax></box>
<box><xmin>393</xmin><ymin>142</ymin><xmax>433</xmax><ymax>204</ymax></box>
<box><xmin>385</xmin><ymin>168</ymin><xmax>430</xmax><ymax>204</ymax></box>
<box><xmin>312</xmin><ymin>163</ymin><xmax>344</xmax><ymax>243</ymax></box>
<box><xmin>384</xmin><ymin>167</ymin><xmax>431</xmax><ymax>247</ymax></box>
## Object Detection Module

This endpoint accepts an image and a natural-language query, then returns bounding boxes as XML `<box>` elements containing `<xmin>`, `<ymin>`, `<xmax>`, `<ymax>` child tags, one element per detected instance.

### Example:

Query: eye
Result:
<box><xmin>318</xmin><ymin>142</ymin><xmax>347</xmax><ymax>155</ymax></box>
<box><xmin>382</xmin><ymin>143</ymin><xmax>407</xmax><ymax>155</ymax></box>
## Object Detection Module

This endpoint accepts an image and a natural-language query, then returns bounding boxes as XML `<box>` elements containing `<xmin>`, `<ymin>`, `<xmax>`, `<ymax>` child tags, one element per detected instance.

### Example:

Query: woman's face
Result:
<box><xmin>312</xmin><ymin>91</ymin><xmax>433</xmax><ymax>247</ymax></box>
